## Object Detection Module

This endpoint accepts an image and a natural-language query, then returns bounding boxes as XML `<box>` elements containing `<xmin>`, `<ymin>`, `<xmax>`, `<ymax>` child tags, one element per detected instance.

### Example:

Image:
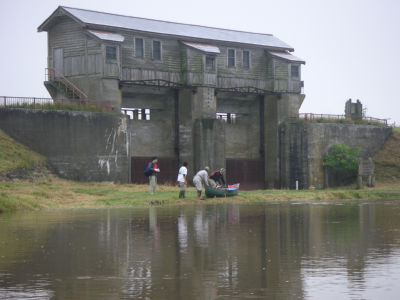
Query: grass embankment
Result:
<box><xmin>0</xmin><ymin>129</ymin><xmax>45</xmax><ymax>174</ymax></box>
<box><xmin>1</xmin><ymin>129</ymin><xmax>400</xmax><ymax>213</ymax></box>
<box><xmin>1</xmin><ymin>180</ymin><xmax>400</xmax><ymax>214</ymax></box>
<box><xmin>374</xmin><ymin>129</ymin><xmax>400</xmax><ymax>182</ymax></box>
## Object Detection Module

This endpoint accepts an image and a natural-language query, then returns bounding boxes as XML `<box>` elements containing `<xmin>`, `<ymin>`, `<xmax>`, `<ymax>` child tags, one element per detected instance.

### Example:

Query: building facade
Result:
<box><xmin>38</xmin><ymin>6</ymin><xmax>306</xmax><ymax>189</ymax></box>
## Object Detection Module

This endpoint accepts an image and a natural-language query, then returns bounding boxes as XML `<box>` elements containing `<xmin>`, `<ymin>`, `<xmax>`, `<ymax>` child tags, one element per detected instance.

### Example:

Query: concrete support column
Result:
<box><xmin>263</xmin><ymin>94</ymin><xmax>280</xmax><ymax>189</ymax></box>
<box><xmin>193</xmin><ymin>119</ymin><xmax>225</xmax><ymax>174</ymax></box>
<box><xmin>277</xmin><ymin>93</ymin><xmax>305</xmax><ymax>123</ymax></box>
<box><xmin>178</xmin><ymin>86</ymin><xmax>224</xmax><ymax>178</ymax></box>
<box><xmin>178</xmin><ymin>89</ymin><xmax>195</xmax><ymax>178</ymax></box>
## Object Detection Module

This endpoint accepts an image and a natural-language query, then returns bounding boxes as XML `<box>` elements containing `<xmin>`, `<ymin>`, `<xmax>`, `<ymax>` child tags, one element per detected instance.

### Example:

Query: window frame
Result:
<box><xmin>105</xmin><ymin>45</ymin><xmax>117</xmax><ymax>60</ymax></box>
<box><xmin>227</xmin><ymin>48</ymin><xmax>235</xmax><ymax>68</ymax></box>
<box><xmin>205</xmin><ymin>55</ymin><xmax>216</xmax><ymax>71</ymax></box>
<box><xmin>135</xmin><ymin>37</ymin><xmax>144</xmax><ymax>58</ymax></box>
<box><xmin>291</xmin><ymin>64</ymin><xmax>300</xmax><ymax>79</ymax></box>
<box><xmin>242</xmin><ymin>50</ymin><xmax>250</xmax><ymax>69</ymax></box>
<box><xmin>152</xmin><ymin>40</ymin><xmax>162</xmax><ymax>61</ymax></box>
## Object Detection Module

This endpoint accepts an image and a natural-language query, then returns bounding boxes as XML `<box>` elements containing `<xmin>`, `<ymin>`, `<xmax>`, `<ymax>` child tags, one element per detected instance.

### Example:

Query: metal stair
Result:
<box><xmin>45</xmin><ymin>68</ymin><xmax>88</xmax><ymax>104</ymax></box>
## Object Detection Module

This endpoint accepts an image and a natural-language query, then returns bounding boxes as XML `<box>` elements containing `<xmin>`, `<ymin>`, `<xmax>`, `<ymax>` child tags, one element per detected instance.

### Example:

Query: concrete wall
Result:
<box><xmin>217</xmin><ymin>95</ymin><xmax>261</xmax><ymax>160</ymax></box>
<box><xmin>122</xmin><ymin>88</ymin><xmax>177</xmax><ymax>159</ymax></box>
<box><xmin>0</xmin><ymin>109</ymin><xmax>129</xmax><ymax>183</ymax></box>
<box><xmin>280</xmin><ymin>121</ymin><xmax>392</xmax><ymax>189</ymax></box>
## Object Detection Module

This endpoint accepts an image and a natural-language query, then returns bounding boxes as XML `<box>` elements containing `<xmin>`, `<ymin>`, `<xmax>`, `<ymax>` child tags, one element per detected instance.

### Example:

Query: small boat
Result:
<box><xmin>205</xmin><ymin>184</ymin><xmax>240</xmax><ymax>198</ymax></box>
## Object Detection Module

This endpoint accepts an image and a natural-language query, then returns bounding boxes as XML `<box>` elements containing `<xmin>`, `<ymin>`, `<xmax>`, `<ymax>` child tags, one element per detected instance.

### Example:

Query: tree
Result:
<box><xmin>323</xmin><ymin>144</ymin><xmax>360</xmax><ymax>185</ymax></box>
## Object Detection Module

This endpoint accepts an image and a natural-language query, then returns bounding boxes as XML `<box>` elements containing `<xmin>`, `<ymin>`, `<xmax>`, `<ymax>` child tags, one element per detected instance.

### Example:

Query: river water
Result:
<box><xmin>1</xmin><ymin>200</ymin><xmax>400</xmax><ymax>299</ymax></box>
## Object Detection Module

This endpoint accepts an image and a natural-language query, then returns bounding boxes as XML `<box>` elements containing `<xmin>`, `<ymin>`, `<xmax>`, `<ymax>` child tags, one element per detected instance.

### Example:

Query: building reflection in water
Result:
<box><xmin>1</xmin><ymin>201</ymin><xmax>400</xmax><ymax>299</ymax></box>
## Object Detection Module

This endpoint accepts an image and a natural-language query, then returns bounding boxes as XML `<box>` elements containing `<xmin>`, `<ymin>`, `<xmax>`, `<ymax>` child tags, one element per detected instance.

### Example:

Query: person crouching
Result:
<box><xmin>193</xmin><ymin>166</ymin><xmax>210</xmax><ymax>199</ymax></box>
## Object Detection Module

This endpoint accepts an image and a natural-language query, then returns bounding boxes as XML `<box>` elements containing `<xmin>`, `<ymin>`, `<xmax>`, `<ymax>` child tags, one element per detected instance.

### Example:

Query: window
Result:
<box><xmin>291</xmin><ymin>65</ymin><xmax>299</xmax><ymax>78</ymax></box>
<box><xmin>216</xmin><ymin>112</ymin><xmax>236</xmax><ymax>124</ymax></box>
<box><xmin>121</xmin><ymin>108</ymin><xmax>150</xmax><ymax>120</ymax></box>
<box><xmin>135</xmin><ymin>38</ymin><xmax>144</xmax><ymax>58</ymax></box>
<box><xmin>152</xmin><ymin>40</ymin><xmax>161</xmax><ymax>60</ymax></box>
<box><xmin>243</xmin><ymin>50</ymin><xmax>250</xmax><ymax>69</ymax></box>
<box><xmin>205</xmin><ymin>55</ymin><xmax>215</xmax><ymax>71</ymax></box>
<box><xmin>228</xmin><ymin>49</ymin><xmax>235</xmax><ymax>68</ymax></box>
<box><xmin>106</xmin><ymin>46</ymin><xmax>117</xmax><ymax>60</ymax></box>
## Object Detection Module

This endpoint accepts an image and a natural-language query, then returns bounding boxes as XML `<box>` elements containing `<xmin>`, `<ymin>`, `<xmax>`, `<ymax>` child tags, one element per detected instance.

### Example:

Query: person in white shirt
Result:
<box><xmin>177</xmin><ymin>162</ymin><xmax>188</xmax><ymax>198</ymax></box>
<box><xmin>192</xmin><ymin>166</ymin><xmax>210</xmax><ymax>199</ymax></box>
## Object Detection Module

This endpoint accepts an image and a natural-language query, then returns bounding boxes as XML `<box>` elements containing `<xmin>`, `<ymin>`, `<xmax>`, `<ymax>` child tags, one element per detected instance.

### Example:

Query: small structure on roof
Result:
<box><xmin>345</xmin><ymin>99</ymin><xmax>363</xmax><ymax>121</ymax></box>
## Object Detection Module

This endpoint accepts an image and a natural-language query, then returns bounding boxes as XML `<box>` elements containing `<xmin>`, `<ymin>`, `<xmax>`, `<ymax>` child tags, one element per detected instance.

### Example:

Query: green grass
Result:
<box><xmin>1</xmin><ymin>179</ymin><xmax>400</xmax><ymax>214</ymax></box>
<box><xmin>374</xmin><ymin>131</ymin><xmax>400</xmax><ymax>181</ymax></box>
<box><xmin>0</xmin><ymin>129</ymin><xmax>45</xmax><ymax>174</ymax></box>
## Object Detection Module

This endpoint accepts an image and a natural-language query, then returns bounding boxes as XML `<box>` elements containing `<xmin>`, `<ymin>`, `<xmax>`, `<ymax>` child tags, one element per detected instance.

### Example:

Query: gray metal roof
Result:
<box><xmin>59</xmin><ymin>6</ymin><xmax>293</xmax><ymax>50</ymax></box>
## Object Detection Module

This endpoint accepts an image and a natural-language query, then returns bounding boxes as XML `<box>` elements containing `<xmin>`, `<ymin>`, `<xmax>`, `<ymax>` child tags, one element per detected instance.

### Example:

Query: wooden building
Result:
<box><xmin>38</xmin><ymin>6</ymin><xmax>306</xmax><ymax>189</ymax></box>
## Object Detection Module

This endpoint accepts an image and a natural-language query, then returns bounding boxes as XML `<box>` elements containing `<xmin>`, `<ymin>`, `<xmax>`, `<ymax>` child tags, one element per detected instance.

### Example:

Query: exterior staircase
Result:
<box><xmin>44</xmin><ymin>68</ymin><xmax>88</xmax><ymax>104</ymax></box>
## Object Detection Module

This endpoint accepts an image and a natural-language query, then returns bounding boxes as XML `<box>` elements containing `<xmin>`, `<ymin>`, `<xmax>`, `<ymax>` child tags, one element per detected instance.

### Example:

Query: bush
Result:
<box><xmin>323</xmin><ymin>144</ymin><xmax>360</xmax><ymax>185</ymax></box>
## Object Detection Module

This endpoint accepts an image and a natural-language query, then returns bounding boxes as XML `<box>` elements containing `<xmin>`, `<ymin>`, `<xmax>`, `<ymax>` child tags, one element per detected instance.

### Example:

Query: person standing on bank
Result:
<box><xmin>193</xmin><ymin>166</ymin><xmax>210</xmax><ymax>199</ymax></box>
<box><xmin>146</xmin><ymin>157</ymin><xmax>160</xmax><ymax>195</ymax></box>
<box><xmin>177</xmin><ymin>162</ymin><xmax>188</xmax><ymax>198</ymax></box>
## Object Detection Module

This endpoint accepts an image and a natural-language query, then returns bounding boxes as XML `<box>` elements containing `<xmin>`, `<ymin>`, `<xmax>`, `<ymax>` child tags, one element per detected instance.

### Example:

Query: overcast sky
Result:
<box><xmin>1</xmin><ymin>0</ymin><xmax>399</xmax><ymax>124</ymax></box>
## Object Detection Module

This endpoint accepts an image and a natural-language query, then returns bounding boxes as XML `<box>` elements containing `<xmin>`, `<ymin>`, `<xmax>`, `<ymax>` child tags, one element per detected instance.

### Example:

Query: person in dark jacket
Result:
<box><xmin>209</xmin><ymin>168</ymin><xmax>226</xmax><ymax>188</ymax></box>
<box><xmin>147</xmin><ymin>157</ymin><xmax>160</xmax><ymax>195</ymax></box>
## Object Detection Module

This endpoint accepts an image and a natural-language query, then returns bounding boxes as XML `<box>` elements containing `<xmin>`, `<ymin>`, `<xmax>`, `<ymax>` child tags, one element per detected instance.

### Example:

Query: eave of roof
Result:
<box><xmin>38</xmin><ymin>6</ymin><xmax>294</xmax><ymax>51</ymax></box>
<box><xmin>181</xmin><ymin>41</ymin><xmax>220</xmax><ymax>54</ymax></box>
<box><xmin>268</xmin><ymin>51</ymin><xmax>305</xmax><ymax>64</ymax></box>
<box><xmin>86</xmin><ymin>29</ymin><xmax>124</xmax><ymax>42</ymax></box>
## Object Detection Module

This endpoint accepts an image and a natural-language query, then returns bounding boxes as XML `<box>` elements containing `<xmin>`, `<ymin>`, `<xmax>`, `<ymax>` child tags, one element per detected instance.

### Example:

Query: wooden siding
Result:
<box><xmin>274</xmin><ymin>59</ymin><xmax>289</xmax><ymax>79</ymax></box>
<box><xmin>87</xmin><ymin>54</ymin><xmax>102</xmax><ymax>74</ymax></box>
<box><xmin>48</xmin><ymin>16</ymin><xmax>87</xmax><ymax>75</ymax></box>
<box><xmin>121</xmin><ymin>68</ymin><xmax>181</xmax><ymax>82</ymax></box>
<box><xmin>46</xmin><ymin>16</ymin><xmax>301</xmax><ymax>93</ymax></box>
<box><xmin>121</xmin><ymin>33</ymin><xmax>181</xmax><ymax>73</ymax></box>
<box><xmin>217</xmin><ymin>46</ymin><xmax>268</xmax><ymax>80</ymax></box>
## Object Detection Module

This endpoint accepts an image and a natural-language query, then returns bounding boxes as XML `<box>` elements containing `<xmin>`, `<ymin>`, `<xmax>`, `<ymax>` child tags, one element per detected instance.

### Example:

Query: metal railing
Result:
<box><xmin>45</xmin><ymin>67</ymin><xmax>88</xmax><ymax>103</ymax></box>
<box><xmin>0</xmin><ymin>96</ymin><xmax>53</xmax><ymax>107</ymax></box>
<box><xmin>290</xmin><ymin>113</ymin><xmax>388</xmax><ymax>126</ymax></box>
<box><xmin>0</xmin><ymin>96</ymin><xmax>114</xmax><ymax>112</ymax></box>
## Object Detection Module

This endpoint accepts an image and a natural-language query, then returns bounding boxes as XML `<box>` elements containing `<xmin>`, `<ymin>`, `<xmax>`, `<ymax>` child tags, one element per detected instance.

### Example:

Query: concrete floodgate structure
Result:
<box><xmin>0</xmin><ymin>6</ymin><xmax>390</xmax><ymax>190</ymax></box>
<box><xmin>35</xmin><ymin>6</ymin><xmax>308</xmax><ymax>189</ymax></box>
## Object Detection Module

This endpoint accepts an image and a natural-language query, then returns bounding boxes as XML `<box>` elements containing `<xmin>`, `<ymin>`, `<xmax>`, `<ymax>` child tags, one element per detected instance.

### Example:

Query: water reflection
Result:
<box><xmin>1</xmin><ymin>200</ymin><xmax>400</xmax><ymax>299</ymax></box>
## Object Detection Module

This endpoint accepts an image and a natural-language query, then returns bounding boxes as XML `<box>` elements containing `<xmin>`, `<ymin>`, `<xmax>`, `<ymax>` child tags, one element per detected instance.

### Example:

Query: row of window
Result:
<box><xmin>121</xmin><ymin>108</ymin><xmax>151</xmax><ymax>120</ymax></box>
<box><xmin>106</xmin><ymin>41</ymin><xmax>251</xmax><ymax>69</ymax></box>
<box><xmin>134</xmin><ymin>38</ymin><xmax>161</xmax><ymax>60</ymax></box>
<box><xmin>107</xmin><ymin>42</ymin><xmax>299</xmax><ymax>77</ymax></box>
<box><xmin>228</xmin><ymin>49</ymin><xmax>250</xmax><ymax>69</ymax></box>
<box><xmin>206</xmin><ymin>49</ymin><xmax>250</xmax><ymax>70</ymax></box>
<box><xmin>121</xmin><ymin>109</ymin><xmax>237</xmax><ymax>124</ymax></box>
<box><xmin>106</xmin><ymin>39</ymin><xmax>162</xmax><ymax>61</ymax></box>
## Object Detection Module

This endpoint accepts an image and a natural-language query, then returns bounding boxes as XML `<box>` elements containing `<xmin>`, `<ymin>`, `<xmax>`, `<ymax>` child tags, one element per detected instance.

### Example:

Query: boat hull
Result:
<box><xmin>205</xmin><ymin>185</ymin><xmax>239</xmax><ymax>198</ymax></box>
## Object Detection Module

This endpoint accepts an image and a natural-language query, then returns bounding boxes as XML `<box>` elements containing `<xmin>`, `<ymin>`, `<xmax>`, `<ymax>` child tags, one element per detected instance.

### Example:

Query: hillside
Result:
<box><xmin>0</xmin><ymin>129</ymin><xmax>48</xmax><ymax>181</ymax></box>
<box><xmin>373</xmin><ymin>129</ymin><xmax>400</xmax><ymax>182</ymax></box>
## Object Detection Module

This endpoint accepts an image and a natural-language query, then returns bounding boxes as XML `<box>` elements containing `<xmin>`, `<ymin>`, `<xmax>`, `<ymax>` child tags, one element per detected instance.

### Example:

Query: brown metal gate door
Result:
<box><xmin>226</xmin><ymin>159</ymin><xmax>265</xmax><ymax>190</ymax></box>
<box><xmin>131</xmin><ymin>157</ymin><xmax>178</xmax><ymax>185</ymax></box>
